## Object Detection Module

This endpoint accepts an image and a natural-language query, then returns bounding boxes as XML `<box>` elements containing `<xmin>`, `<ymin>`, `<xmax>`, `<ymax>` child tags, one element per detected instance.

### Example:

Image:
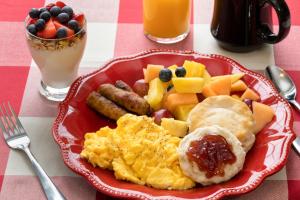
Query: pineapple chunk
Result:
<box><xmin>168</xmin><ymin>65</ymin><xmax>178</xmax><ymax>77</ymax></box>
<box><xmin>183</xmin><ymin>60</ymin><xmax>206</xmax><ymax>77</ymax></box>
<box><xmin>211</xmin><ymin>73</ymin><xmax>244</xmax><ymax>83</ymax></box>
<box><xmin>172</xmin><ymin>77</ymin><xmax>205</xmax><ymax>93</ymax></box>
<box><xmin>174</xmin><ymin>104</ymin><xmax>197</xmax><ymax>121</ymax></box>
<box><xmin>161</xmin><ymin>118</ymin><xmax>189</xmax><ymax>137</ymax></box>
<box><xmin>203</xmin><ymin>69</ymin><xmax>211</xmax><ymax>84</ymax></box>
<box><xmin>147</xmin><ymin>78</ymin><xmax>165</xmax><ymax>110</ymax></box>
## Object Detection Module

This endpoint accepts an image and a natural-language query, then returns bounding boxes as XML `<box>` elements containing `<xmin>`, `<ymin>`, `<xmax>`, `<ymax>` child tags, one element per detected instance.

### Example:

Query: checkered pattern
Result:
<box><xmin>0</xmin><ymin>0</ymin><xmax>299</xmax><ymax>199</ymax></box>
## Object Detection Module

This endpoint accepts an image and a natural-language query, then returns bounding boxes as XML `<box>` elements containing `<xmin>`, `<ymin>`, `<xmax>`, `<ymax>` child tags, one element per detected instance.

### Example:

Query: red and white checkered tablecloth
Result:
<box><xmin>0</xmin><ymin>0</ymin><xmax>299</xmax><ymax>199</ymax></box>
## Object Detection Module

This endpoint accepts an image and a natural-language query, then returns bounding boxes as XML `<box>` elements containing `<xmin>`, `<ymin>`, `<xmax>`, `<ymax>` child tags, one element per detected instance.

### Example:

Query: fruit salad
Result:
<box><xmin>25</xmin><ymin>1</ymin><xmax>87</xmax><ymax>101</ymax></box>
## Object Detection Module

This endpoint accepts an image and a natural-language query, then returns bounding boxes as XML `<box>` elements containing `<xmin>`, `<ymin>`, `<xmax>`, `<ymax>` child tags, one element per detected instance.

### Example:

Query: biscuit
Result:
<box><xmin>187</xmin><ymin>95</ymin><xmax>255</xmax><ymax>152</ymax></box>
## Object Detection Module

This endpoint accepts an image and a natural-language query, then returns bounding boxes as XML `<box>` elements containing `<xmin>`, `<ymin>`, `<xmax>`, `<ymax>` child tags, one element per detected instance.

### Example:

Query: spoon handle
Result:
<box><xmin>289</xmin><ymin>100</ymin><xmax>300</xmax><ymax>112</ymax></box>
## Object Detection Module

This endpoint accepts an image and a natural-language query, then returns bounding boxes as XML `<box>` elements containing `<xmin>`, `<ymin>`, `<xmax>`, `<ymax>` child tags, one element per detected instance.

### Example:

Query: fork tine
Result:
<box><xmin>2</xmin><ymin>102</ymin><xmax>20</xmax><ymax>135</ymax></box>
<box><xmin>8</xmin><ymin>102</ymin><xmax>25</xmax><ymax>133</ymax></box>
<box><xmin>0</xmin><ymin>104</ymin><xmax>14</xmax><ymax>136</ymax></box>
<box><xmin>0</xmin><ymin>114</ymin><xmax>9</xmax><ymax>139</ymax></box>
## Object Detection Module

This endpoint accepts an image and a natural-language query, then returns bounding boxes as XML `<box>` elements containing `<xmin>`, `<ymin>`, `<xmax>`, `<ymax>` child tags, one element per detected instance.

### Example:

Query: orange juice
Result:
<box><xmin>143</xmin><ymin>0</ymin><xmax>191</xmax><ymax>41</ymax></box>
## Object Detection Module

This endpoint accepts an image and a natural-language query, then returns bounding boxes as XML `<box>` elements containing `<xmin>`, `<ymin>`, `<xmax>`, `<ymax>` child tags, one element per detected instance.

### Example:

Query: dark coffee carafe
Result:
<box><xmin>211</xmin><ymin>0</ymin><xmax>291</xmax><ymax>52</ymax></box>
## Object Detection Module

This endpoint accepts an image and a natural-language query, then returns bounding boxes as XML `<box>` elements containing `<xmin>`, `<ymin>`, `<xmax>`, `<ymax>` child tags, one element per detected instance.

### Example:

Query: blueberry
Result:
<box><xmin>50</xmin><ymin>6</ymin><xmax>61</xmax><ymax>17</ymax></box>
<box><xmin>61</xmin><ymin>6</ymin><xmax>74</xmax><ymax>17</ymax></box>
<box><xmin>159</xmin><ymin>68</ymin><xmax>173</xmax><ymax>82</ymax></box>
<box><xmin>35</xmin><ymin>19</ymin><xmax>45</xmax><ymax>31</ymax></box>
<box><xmin>175</xmin><ymin>67</ymin><xmax>186</xmax><ymax>77</ymax></box>
<box><xmin>27</xmin><ymin>24</ymin><xmax>37</xmax><ymax>35</ymax></box>
<box><xmin>67</xmin><ymin>20</ymin><xmax>79</xmax><ymax>31</ymax></box>
<box><xmin>56</xmin><ymin>27</ymin><xmax>67</xmax><ymax>38</ymax></box>
<box><xmin>29</xmin><ymin>8</ymin><xmax>40</xmax><ymax>18</ymax></box>
<box><xmin>39</xmin><ymin>11</ymin><xmax>51</xmax><ymax>21</ymax></box>
<box><xmin>39</xmin><ymin>7</ymin><xmax>48</xmax><ymax>13</ymax></box>
<box><xmin>57</xmin><ymin>13</ymin><xmax>69</xmax><ymax>23</ymax></box>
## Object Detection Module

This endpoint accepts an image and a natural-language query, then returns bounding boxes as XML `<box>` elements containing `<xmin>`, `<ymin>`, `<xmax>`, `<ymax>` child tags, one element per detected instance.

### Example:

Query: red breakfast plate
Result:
<box><xmin>52</xmin><ymin>50</ymin><xmax>296</xmax><ymax>200</ymax></box>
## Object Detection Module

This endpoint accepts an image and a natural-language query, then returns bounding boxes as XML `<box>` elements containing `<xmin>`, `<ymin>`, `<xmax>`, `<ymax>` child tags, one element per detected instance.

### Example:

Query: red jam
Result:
<box><xmin>186</xmin><ymin>135</ymin><xmax>236</xmax><ymax>178</ymax></box>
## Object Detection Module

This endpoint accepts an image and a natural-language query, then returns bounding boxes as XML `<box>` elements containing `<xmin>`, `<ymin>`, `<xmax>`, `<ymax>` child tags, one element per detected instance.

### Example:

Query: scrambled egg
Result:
<box><xmin>80</xmin><ymin>114</ymin><xmax>195</xmax><ymax>190</ymax></box>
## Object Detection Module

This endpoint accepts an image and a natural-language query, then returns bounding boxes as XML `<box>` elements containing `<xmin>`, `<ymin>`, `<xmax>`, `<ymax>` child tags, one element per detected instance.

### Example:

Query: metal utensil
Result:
<box><xmin>0</xmin><ymin>102</ymin><xmax>66</xmax><ymax>200</ymax></box>
<box><xmin>265</xmin><ymin>65</ymin><xmax>300</xmax><ymax>155</ymax></box>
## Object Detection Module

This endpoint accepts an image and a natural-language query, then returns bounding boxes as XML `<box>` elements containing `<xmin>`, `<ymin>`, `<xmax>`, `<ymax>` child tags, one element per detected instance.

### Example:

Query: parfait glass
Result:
<box><xmin>25</xmin><ymin>17</ymin><xmax>87</xmax><ymax>102</ymax></box>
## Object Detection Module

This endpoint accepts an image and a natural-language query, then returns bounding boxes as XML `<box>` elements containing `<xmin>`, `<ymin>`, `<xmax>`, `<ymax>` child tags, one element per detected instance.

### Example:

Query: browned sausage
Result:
<box><xmin>87</xmin><ymin>91</ymin><xmax>127</xmax><ymax>120</ymax></box>
<box><xmin>98</xmin><ymin>84</ymin><xmax>150</xmax><ymax>115</ymax></box>
<box><xmin>115</xmin><ymin>80</ymin><xmax>133</xmax><ymax>92</ymax></box>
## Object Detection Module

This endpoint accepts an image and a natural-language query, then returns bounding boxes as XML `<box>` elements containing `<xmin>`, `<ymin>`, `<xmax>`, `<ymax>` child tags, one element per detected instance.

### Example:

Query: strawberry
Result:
<box><xmin>37</xmin><ymin>19</ymin><xmax>57</xmax><ymax>39</ymax></box>
<box><xmin>56</xmin><ymin>1</ymin><xmax>66</xmax><ymax>9</ymax></box>
<box><xmin>27</xmin><ymin>18</ymin><xmax>37</xmax><ymax>26</ymax></box>
<box><xmin>72</xmin><ymin>14</ymin><xmax>85</xmax><ymax>27</ymax></box>
<box><xmin>53</xmin><ymin>20</ymin><xmax>75</xmax><ymax>37</ymax></box>
<box><xmin>46</xmin><ymin>3</ymin><xmax>55</xmax><ymax>10</ymax></box>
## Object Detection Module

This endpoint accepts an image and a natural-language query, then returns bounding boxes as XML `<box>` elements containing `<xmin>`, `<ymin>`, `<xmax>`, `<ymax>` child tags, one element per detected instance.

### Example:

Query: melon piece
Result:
<box><xmin>162</xmin><ymin>86</ymin><xmax>176</xmax><ymax>108</ymax></box>
<box><xmin>144</xmin><ymin>64</ymin><xmax>164</xmax><ymax>83</ymax></box>
<box><xmin>183</xmin><ymin>60</ymin><xmax>206</xmax><ymax>77</ymax></box>
<box><xmin>231</xmin><ymin>80</ymin><xmax>248</xmax><ymax>92</ymax></box>
<box><xmin>252</xmin><ymin>101</ymin><xmax>275</xmax><ymax>134</ymax></box>
<box><xmin>211</xmin><ymin>73</ymin><xmax>244</xmax><ymax>83</ymax></box>
<box><xmin>172</xmin><ymin>77</ymin><xmax>205</xmax><ymax>93</ymax></box>
<box><xmin>241</xmin><ymin>88</ymin><xmax>260</xmax><ymax>101</ymax></box>
<box><xmin>147</xmin><ymin>78</ymin><xmax>165</xmax><ymax>110</ymax></box>
<box><xmin>161</xmin><ymin>118</ymin><xmax>189</xmax><ymax>137</ymax></box>
<box><xmin>168</xmin><ymin>65</ymin><xmax>178</xmax><ymax>77</ymax></box>
<box><xmin>174</xmin><ymin>104</ymin><xmax>197</xmax><ymax>121</ymax></box>
<box><xmin>209</xmin><ymin>76</ymin><xmax>231</xmax><ymax>95</ymax></box>
<box><xmin>203</xmin><ymin>69</ymin><xmax>211</xmax><ymax>84</ymax></box>
<box><xmin>165</xmin><ymin>93</ymin><xmax>198</xmax><ymax>113</ymax></box>
<box><xmin>202</xmin><ymin>85</ymin><xmax>217</xmax><ymax>97</ymax></box>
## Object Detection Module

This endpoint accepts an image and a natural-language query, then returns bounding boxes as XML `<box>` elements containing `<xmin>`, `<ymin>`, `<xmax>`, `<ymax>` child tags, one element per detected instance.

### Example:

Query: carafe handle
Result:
<box><xmin>258</xmin><ymin>0</ymin><xmax>290</xmax><ymax>44</ymax></box>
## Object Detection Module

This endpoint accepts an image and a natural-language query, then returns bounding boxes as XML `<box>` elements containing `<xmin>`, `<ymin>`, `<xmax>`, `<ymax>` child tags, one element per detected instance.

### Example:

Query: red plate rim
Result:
<box><xmin>52</xmin><ymin>49</ymin><xmax>296</xmax><ymax>200</ymax></box>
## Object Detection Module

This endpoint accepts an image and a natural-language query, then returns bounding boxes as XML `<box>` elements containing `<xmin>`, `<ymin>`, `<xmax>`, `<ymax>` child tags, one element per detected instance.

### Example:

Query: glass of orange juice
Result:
<box><xmin>143</xmin><ymin>0</ymin><xmax>191</xmax><ymax>44</ymax></box>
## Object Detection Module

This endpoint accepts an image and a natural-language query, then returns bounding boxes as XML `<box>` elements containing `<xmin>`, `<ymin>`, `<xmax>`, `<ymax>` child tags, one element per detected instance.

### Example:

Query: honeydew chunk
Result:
<box><xmin>147</xmin><ymin>78</ymin><xmax>165</xmax><ymax>110</ymax></box>
<box><xmin>183</xmin><ymin>60</ymin><xmax>206</xmax><ymax>77</ymax></box>
<box><xmin>211</xmin><ymin>73</ymin><xmax>245</xmax><ymax>84</ymax></box>
<box><xmin>241</xmin><ymin>88</ymin><xmax>260</xmax><ymax>101</ymax></box>
<box><xmin>172</xmin><ymin>77</ymin><xmax>205</xmax><ymax>93</ymax></box>
<box><xmin>161</xmin><ymin>118</ymin><xmax>189</xmax><ymax>137</ymax></box>
<box><xmin>144</xmin><ymin>64</ymin><xmax>164</xmax><ymax>83</ymax></box>
<box><xmin>165</xmin><ymin>93</ymin><xmax>198</xmax><ymax>113</ymax></box>
<box><xmin>252</xmin><ymin>101</ymin><xmax>275</xmax><ymax>134</ymax></box>
<box><xmin>209</xmin><ymin>76</ymin><xmax>231</xmax><ymax>95</ymax></box>
<box><xmin>174</xmin><ymin>104</ymin><xmax>197</xmax><ymax>121</ymax></box>
<box><xmin>231</xmin><ymin>80</ymin><xmax>248</xmax><ymax>92</ymax></box>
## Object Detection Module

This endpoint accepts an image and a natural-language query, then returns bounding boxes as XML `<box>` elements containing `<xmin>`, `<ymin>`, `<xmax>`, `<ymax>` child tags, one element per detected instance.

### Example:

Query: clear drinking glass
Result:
<box><xmin>25</xmin><ymin>17</ymin><xmax>87</xmax><ymax>102</ymax></box>
<box><xmin>143</xmin><ymin>0</ymin><xmax>191</xmax><ymax>44</ymax></box>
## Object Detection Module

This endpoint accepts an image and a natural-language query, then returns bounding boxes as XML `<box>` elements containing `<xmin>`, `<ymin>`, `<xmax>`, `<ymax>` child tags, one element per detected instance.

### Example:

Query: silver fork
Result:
<box><xmin>0</xmin><ymin>102</ymin><xmax>66</xmax><ymax>200</ymax></box>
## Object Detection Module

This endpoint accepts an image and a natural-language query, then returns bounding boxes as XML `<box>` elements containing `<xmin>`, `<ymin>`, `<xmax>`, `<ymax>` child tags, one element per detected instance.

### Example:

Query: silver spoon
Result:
<box><xmin>265</xmin><ymin>65</ymin><xmax>300</xmax><ymax>155</ymax></box>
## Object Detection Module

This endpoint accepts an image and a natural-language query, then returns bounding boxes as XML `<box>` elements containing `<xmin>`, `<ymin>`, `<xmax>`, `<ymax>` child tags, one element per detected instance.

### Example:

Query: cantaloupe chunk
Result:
<box><xmin>211</xmin><ymin>73</ymin><xmax>244</xmax><ymax>83</ymax></box>
<box><xmin>144</xmin><ymin>64</ymin><xmax>164</xmax><ymax>83</ymax></box>
<box><xmin>241</xmin><ymin>88</ymin><xmax>260</xmax><ymax>101</ymax></box>
<box><xmin>174</xmin><ymin>104</ymin><xmax>197</xmax><ymax>121</ymax></box>
<box><xmin>168</xmin><ymin>64</ymin><xmax>178</xmax><ymax>77</ymax></box>
<box><xmin>172</xmin><ymin>77</ymin><xmax>205</xmax><ymax>93</ymax></box>
<box><xmin>162</xmin><ymin>87</ymin><xmax>176</xmax><ymax>108</ymax></box>
<box><xmin>147</xmin><ymin>78</ymin><xmax>165</xmax><ymax>110</ymax></box>
<box><xmin>165</xmin><ymin>93</ymin><xmax>198</xmax><ymax>113</ymax></box>
<box><xmin>209</xmin><ymin>76</ymin><xmax>231</xmax><ymax>95</ymax></box>
<box><xmin>203</xmin><ymin>69</ymin><xmax>211</xmax><ymax>84</ymax></box>
<box><xmin>202</xmin><ymin>85</ymin><xmax>217</xmax><ymax>97</ymax></box>
<box><xmin>183</xmin><ymin>60</ymin><xmax>206</xmax><ymax>77</ymax></box>
<box><xmin>231</xmin><ymin>80</ymin><xmax>248</xmax><ymax>92</ymax></box>
<box><xmin>252</xmin><ymin>101</ymin><xmax>275</xmax><ymax>134</ymax></box>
